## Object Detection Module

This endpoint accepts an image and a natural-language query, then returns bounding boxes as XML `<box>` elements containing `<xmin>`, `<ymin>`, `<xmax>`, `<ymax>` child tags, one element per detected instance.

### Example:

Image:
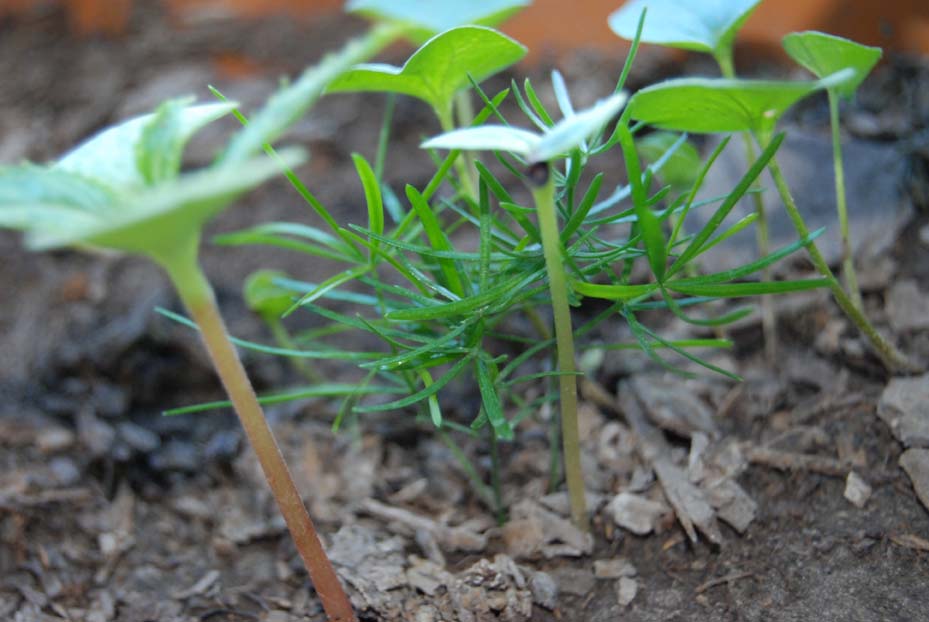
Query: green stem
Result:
<box><xmin>530</xmin><ymin>169</ymin><xmax>589</xmax><ymax>531</ymax></box>
<box><xmin>765</xmin><ymin>153</ymin><xmax>914</xmax><ymax>372</ymax></box>
<box><xmin>437</xmin><ymin>104</ymin><xmax>478</xmax><ymax>203</ymax></box>
<box><xmin>828</xmin><ymin>91</ymin><xmax>863</xmax><ymax>310</ymax></box>
<box><xmin>222</xmin><ymin>21</ymin><xmax>407</xmax><ymax>164</ymax></box>
<box><xmin>489</xmin><ymin>427</ymin><xmax>506</xmax><ymax>526</ymax></box>
<box><xmin>717</xmin><ymin>50</ymin><xmax>777</xmax><ymax>361</ymax></box>
<box><xmin>161</xmin><ymin>248</ymin><xmax>355</xmax><ymax>622</ymax></box>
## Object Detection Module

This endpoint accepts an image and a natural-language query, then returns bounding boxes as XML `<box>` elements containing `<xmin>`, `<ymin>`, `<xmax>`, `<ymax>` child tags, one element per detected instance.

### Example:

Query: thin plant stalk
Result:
<box><xmin>489</xmin><ymin>426</ymin><xmax>506</xmax><ymax>525</ymax></box>
<box><xmin>763</xmin><ymin>152</ymin><xmax>913</xmax><ymax>372</ymax></box>
<box><xmin>828</xmin><ymin>91</ymin><xmax>863</xmax><ymax>310</ymax></box>
<box><xmin>530</xmin><ymin>166</ymin><xmax>588</xmax><ymax>531</ymax></box>
<box><xmin>161</xmin><ymin>246</ymin><xmax>356</xmax><ymax>622</ymax></box>
<box><xmin>717</xmin><ymin>50</ymin><xmax>777</xmax><ymax>361</ymax></box>
<box><xmin>437</xmin><ymin>105</ymin><xmax>479</xmax><ymax>202</ymax></box>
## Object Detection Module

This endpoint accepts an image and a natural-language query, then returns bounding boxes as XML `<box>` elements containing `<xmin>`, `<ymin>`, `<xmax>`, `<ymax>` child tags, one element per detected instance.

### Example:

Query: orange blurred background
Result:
<box><xmin>3</xmin><ymin>0</ymin><xmax>928</xmax><ymax>58</ymax></box>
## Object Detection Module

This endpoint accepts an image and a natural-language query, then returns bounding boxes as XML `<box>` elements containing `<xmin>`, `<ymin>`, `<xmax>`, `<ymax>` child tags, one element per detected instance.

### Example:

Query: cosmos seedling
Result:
<box><xmin>222</xmin><ymin>0</ymin><xmax>530</xmax><ymax>166</ymax></box>
<box><xmin>783</xmin><ymin>31</ymin><xmax>882</xmax><ymax>310</ymax></box>
<box><xmin>423</xmin><ymin>92</ymin><xmax>628</xmax><ymax>529</ymax></box>
<box><xmin>628</xmin><ymin>68</ymin><xmax>913</xmax><ymax>370</ymax></box>
<box><xmin>610</xmin><ymin>0</ymin><xmax>781</xmax><ymax>355</ymax></box>
<box><xmin>0</xmin><ymin>100</ymin><xmax>357</xmax><ymax>622</ymax></box>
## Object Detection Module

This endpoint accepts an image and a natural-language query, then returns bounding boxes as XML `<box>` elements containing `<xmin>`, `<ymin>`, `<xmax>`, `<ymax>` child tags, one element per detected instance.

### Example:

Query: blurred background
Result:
<box><xmin>3</xmin><ymin>0</ymin><xmax>929</xmax><ymax>57</ymax></box>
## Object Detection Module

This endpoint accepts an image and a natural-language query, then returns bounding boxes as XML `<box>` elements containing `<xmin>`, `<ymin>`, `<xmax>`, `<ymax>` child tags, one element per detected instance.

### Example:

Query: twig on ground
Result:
<box><xmin>694</xmin><ymin>571</ymin><xmax>754</xmax><ymax>594</ymax></box>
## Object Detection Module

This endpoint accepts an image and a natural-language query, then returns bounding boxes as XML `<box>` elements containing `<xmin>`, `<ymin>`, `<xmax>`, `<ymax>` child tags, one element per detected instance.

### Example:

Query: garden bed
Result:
<box><xmin>2</xmin><ymin>5</ymin><xmax>929</xmax><ymax>622</ymax></box>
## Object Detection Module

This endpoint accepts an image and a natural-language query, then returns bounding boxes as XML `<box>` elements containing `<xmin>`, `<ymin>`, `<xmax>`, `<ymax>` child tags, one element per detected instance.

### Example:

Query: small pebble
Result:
<box><xmin>617</xmin><ymin>576</ymin><xmax>638</xmax><ymax>607</ymax></box>
<box><xmin>528</xmin><ymin>571</ymin><xmax>558</xmax><ymax>610</ymax></box>
<box><xmin>36</xmin><ymin>426</ymin><xmax>75</xmax><ymax>453</ymax></box>
<box><xmin>844</xmin><ymin>471</ymin><xmax>872</xmax><ymax>508</ymax></box>
<box><xmin>594</xmin><ymin>558</ymin><xmax>637</xmax><ymax>579</ymax></box>
<box><xmin>117</xmin><ymin>421</ymin><xmax>160</xmax><ymax>453</ymax></box>
<box><xmin>608</xmin><ymin>492</ymin><xmax>668</xmax><ymax>535</ymax></box>
<box><xmin>48</xmin><ymin>456</ymin><xmax>81</xmax><ymax>486</ymax></box>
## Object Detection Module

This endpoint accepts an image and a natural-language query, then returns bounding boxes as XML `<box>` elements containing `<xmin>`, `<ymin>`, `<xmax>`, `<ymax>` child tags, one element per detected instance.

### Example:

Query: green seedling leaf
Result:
<box><xmin>638</xmin><ymin>131</ymin><xmax>701</xmax><ymax>191</ymax></box>
<box><xmin>783</xmin><ymin>31</ymin><xmax>881</xmax><ymax>99</ymax></box>
<box><xmin>346</xmin><ymin>0</ymin><xmax>529</xmax><ymax>39</ymax></box>
<box><xmin>28</xmin><ymin>148</ymin><xmax>306</xmax><ymax>257</ymax></box>
<box><xmin>164</xmin><ymin>383</ymin><xmax>405</xmax><ymax>416</ymax></box>
<box><xmin>326</xmin><ymin>26</ymin><xmax>526</xmax><ymax>115</ymax></box>
<box><xmin>0</xmin><ymin>98</ymin><xmax>290</xmax><ymax>265</ymax></box>
<box><xmin>352</xmin><ymin>153</ymin><xmax>384</xmax><ymax>257</ymax></box>
<box><xmin>572</xmin><ymin>281</ymin><xmax>657</xmax><ymax>301</ymax></box>
<box><xmin>422</xmin><ymin>93</ymin><xmax>627</xmax><ymax>163</ymax></box>
<box><xmin>667</xmin><ymin>278</ymin><xmax>830</xmax><ymax>297</ymax></box>
<box><xmin>244</xmin><ymin>270</ymin><xmax>295</xmax><ymax>319</ymax></box>
<box><xmin>0</xmin><ymin>166</ymin><xmax>116</xmax><ymax>233</ymax></box>
<box><xmin>475</xmin><ymin>357</ymin><xmax>514</xmax><ymax>440</ymax></box>
<box><xmin>58</xmin><ymin>99</ymin><xmax>236</xmax><ymax>189</ymax></box>
<box><xmin>628</xmin><ymin>70</ymin><xmax>855</xmax><ymax>142</ymax></box>
<box><xmin>609</xmin><ymin>0</ymin><xmax>761</xmax><ymax>58</ymax></box>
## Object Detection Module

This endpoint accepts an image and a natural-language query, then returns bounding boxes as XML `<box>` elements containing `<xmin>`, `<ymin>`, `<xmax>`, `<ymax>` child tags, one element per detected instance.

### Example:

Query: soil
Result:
<box><xmin>2</xmin><ymin>6</ymin><xmax>929</xmax><ymax>622</ymax></box>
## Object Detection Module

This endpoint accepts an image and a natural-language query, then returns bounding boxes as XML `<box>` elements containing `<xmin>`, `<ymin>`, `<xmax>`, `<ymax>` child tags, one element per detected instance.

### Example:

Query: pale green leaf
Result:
<box><xmin>627</xmin><ymin>70</ymin><xmax>855</xmax><ymax>141</ymax></box>
<box><xmin>244</xmin><ymin>270</ymin><xmax>295</xmax><ymax>318</ymax></box>
<box><xmin>28</xmin><ymin>148</ymin><xmax>306</xmax><ymax>257</ymax></box>
<box><xmin>609</xmin><ymin>0</ymin><xmax>761</xmax><ymax>57</ymax></box>
<box><xmin>326</xmin><ymin>26</ymin><xmax>526</xmax><ymax>114</ymax></box>
<box><xmin>637</xmin><ymin>131</ymin><xmax>701</xmax><ymax>191</ymax></box>
<box><xmin>346</xmin><ymin>0</ymin><xmax>529</xmax><ymax>37</ymax></box>
<box><xmin>57</xmin><ymin>100</ymin><xmax>236</xmax><ymax>189</ymax></box>
<box><xmin>783</xmin><ymin>31</ymin><xmax>881</xmax><ymax>99</ymax></box>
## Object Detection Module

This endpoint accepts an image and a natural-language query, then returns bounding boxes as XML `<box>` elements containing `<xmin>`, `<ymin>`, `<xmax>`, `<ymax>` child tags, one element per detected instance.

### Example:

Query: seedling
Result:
<box><xmin>423</xmin><ymin>93</ymin><xmax>629</xmax><ymax>529</ymax></box>
<box><xmin>327</xmin><ymin>26</ymin><xmax>527</xmax><ymax>198</ymax></box>
<box><xmin>199</xmin><ymin>10</ymin><xmax>834</xmax><ymax>536</ymax></box>
<box><xmin>782</xmin><ymin>31</ymin><xmax>882</xmax><ymax>310</ymax></box>
<box><xmin>628</xmin><ymin>70</ymin><xmax>913</xmax><ymax>370</ymax></box>
<box><xmin>221</xmin><ymin>0</ymin><xmax>529</xmax><ymax>164</ymax></box>
<box><xmin>610</xmin><ymin>0</ymin><xmax>779</xmax><ymax>354</ymax></box>
<box><xmin>612</xmin><ymin>0</ymin><xmax>914</xmax><ymax>371</ymax></box>
<box><xmin>0</xmin><ymin>100</ymin><xmax>357</xmax><ymax>622</ymax></box>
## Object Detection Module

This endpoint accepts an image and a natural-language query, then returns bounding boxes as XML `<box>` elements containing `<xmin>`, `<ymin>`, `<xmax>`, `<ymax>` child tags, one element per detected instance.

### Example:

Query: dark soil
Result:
<box><xmin>2</xmin><ymin>6</ymin><xmax>929</xmax><ymax>622</ymax></box>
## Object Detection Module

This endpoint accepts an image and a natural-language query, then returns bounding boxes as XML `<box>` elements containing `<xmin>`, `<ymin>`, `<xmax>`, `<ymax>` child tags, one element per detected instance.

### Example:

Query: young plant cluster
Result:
<box><xmin>0</xmin><ymin>0</ymin><xmax>911</xmax><ymax>619</ymax></box>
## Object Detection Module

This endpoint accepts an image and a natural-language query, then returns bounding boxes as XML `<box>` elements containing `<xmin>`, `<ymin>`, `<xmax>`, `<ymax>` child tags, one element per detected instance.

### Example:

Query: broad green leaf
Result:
<box><xmin>346</xmin><ymin>0</ymin><xmax>529</xmax><ymax>39</ymax></box>
<box><xmin>57</xmin><ymin>100</ymin><xmax>236</xmax><ymax>189</ymax></box>
<box><xmin>326</xmin><ymin>26</ymin><xmax>526</xmax><ymax>115</ymax></box>
<box><xmin>27</xmin><ymin>148</ymin><xmax>306</xmax><ymax>257</ymax></box>
<box><xmin>422</xmin><ymin>93</ymin><xmax>626</xmax><ymax>163</ymax></box>
<box><xmin>609</xmin><ymin>0</ymin><xmax>761</xmax><ymax>57</ymax></box>
<box><xmin>628</xmin><ymin>70</ymin><xmax>854</xmax><ymax>142</ymax></box>
<box><xmin>0</xmin><ymin>165</ymin><xmax>116</xmax><ymax>215</ymax></box>
<box><xmin>244</xmin><ymin>270</ymin><xmax>295</xmax><ymax>319</ymax></box>
<box><xmin>783</xmin><ymin>31</ymin><xmax>881</xmax><ymax>99</ymax></box>
<box><xmin>637</xmin><ymin>131</ymin><xmax>701</xmax><ymax>191</ymax></box>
